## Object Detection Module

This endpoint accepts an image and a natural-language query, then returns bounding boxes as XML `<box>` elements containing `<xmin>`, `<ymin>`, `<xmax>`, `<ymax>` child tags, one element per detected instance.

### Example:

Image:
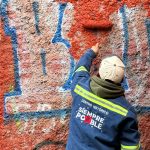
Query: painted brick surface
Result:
<box><xmin>0</xmin><ymin>0</ymin><xmax>150</xmax><ymax>150</ymax></box>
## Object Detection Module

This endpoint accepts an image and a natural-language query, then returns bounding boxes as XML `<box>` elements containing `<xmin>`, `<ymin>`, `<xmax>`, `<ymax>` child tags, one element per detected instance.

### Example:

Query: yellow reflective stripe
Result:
<box><xmin>74</xmin><ymin>85</ymin><xmax>128</xmax><ymax>116</ymax></box>
<box><xmin>75</xmin><ymin>66</ymin><xmax>88</xmax><ymax>72</ymax></box>
<box><xmin>121</xmin><ymin>144</ymin><xmax>140</xmax><ymax>150</ymax></box>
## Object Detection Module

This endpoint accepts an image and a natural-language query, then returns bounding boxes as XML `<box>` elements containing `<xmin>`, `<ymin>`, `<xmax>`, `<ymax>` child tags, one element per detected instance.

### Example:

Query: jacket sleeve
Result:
<box><xmin>119</xmin><ymin>109</ymin><xmax>142</xmax><ymax>150</ymax></box>
<box><xmin>71</xmin><ymin>49</ymin><xmax>96</xmax><ymax>91</ymax></box>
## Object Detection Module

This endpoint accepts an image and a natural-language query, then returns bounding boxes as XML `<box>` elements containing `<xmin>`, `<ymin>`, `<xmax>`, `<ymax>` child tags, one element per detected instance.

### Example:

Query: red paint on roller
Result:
<box><xmin>57</xmin><ymin>0</ymin><xmax>150</xmax><ymax>59</ymax></box>
<box><xmin>82</xmin><ymin>20</ymin><xmax>113</xmax><ymax>29</ymax></box>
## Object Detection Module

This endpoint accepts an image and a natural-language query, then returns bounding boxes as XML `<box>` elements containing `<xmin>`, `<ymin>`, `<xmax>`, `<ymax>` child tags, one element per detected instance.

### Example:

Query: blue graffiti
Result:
<box><xmin>134</xmin><ymin>106</ymin><xmax>150</xmax><ymax>114</ymax></box>
<box><xmin>1</xmin><ymin>0</ymin><xmax>22</xmax><ymax>119</ymax></box>
<box><xmin>40</xmin><ymin>49</ymin><xmax>47</xmax><ymax>75</ymax></box>
<box><xmin>145</xmin><ymin>19</ymin><xmax>150</xmax><ymax>60</ymax></box>
<box><xmin>120</xmin><ymin>5</ymin><xmax>129</xmax><ymax>91</ymax></box>
<box><xmin>52</xmin><ymin>3</ymin><xmax>70</xmax><ymax>48</ymax></box>
<box><xmin>52</xmin><ymin>3</ymin><xmax>75</xmax><ymax>91</ymax></box>
<box><xmin>32</xmin><ymin>1</ymin><xmax>41</xmax><ymax>35</ymax></box>
<box><xmin>1</xmin><ymin>0</ymin><xmax>21</xmax><ymax>94</ymax></box>
<box><xmin>1</xmin><ymin>1</ymin><xmax>72</xmax><ymax>122</ymax></box>
<box><xmin>4</xmin><ymin>107</ymin><xmax>71</xmax><ymax>124</ymax></box>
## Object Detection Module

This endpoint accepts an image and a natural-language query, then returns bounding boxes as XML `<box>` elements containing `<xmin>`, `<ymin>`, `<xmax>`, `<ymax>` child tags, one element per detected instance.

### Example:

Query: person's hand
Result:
<box><xmin>91</xmin><ymin>43</ymin><xmax>100</xmax><ymax>55</ymax></box>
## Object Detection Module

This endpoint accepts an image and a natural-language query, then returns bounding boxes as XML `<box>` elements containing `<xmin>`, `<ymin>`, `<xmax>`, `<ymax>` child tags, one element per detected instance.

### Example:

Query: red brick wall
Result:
<box><xmin>0</xmin><ymin>0</ymin><xmax>150</xmax><ymax>149</ymax></box>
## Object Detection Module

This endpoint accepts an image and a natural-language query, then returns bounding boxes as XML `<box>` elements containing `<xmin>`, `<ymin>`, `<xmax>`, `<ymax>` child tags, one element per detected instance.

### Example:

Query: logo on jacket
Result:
<box><xmin>76</xmin><ymin>107</ymin><xmax>105</xmax><ymax>130</ymax></box>
<box><xmin>84</xmin><ymin>116</ymin><xmax>92</xmax><ymax>124</ymax></box>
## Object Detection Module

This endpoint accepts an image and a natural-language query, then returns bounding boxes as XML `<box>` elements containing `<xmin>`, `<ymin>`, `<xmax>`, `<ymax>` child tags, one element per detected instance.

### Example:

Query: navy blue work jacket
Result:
<box><xmin>66</xmin><ymin>49</ymin><xmax>141</xmax><ymax>150</ymax></box>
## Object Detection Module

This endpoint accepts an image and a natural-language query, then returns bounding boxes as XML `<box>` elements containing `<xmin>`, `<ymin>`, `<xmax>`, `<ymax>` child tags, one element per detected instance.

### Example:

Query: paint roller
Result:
<box><xmin>82</xmin><ymin>19</ymin><xmax>113</xmax><ymax>30</ymax></box>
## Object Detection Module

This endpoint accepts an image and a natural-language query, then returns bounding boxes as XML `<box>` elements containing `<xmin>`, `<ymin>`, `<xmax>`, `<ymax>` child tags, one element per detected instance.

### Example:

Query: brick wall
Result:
<box><xmin>0</xmin><ymin>0</ymin><xmax>150</xmax><ymax>149</ymax></box>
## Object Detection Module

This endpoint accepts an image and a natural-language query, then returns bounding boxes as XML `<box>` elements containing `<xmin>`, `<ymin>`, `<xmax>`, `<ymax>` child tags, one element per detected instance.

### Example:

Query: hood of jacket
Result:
<box><xmin>90</xmin><ymin>76</ymin><xmax>125</xmax><ymax>99</ymax></box>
